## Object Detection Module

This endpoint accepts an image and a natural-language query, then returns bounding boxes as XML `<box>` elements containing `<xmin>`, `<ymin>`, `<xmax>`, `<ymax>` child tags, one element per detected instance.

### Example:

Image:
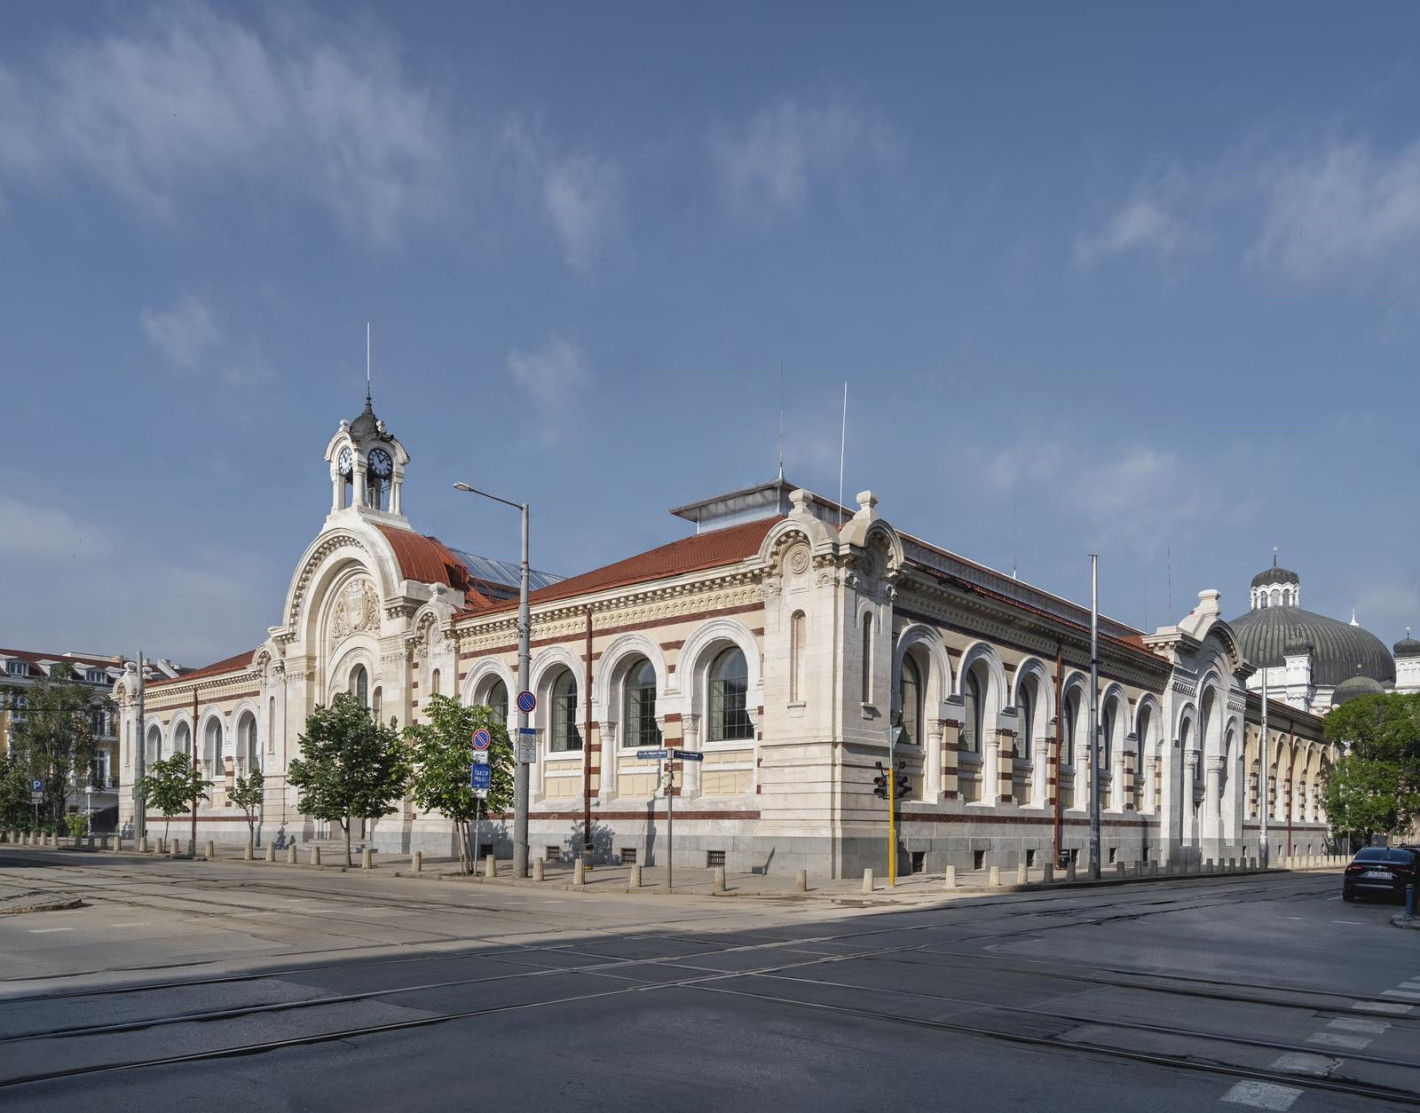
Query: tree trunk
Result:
<box><xmin>456</xmin><ymin>819</ymin><xmax>469</xmax><ymax>876</ymax></box>
<box><xmin>343</xmin><ymin>819</ymin><xmax>353</xmax><ymax>867</ymax></box>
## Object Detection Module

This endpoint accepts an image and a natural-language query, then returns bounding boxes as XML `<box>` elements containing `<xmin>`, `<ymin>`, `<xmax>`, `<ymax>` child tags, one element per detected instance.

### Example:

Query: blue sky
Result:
<box><xmin>2</xmin><ymin>2</ymin><xmax>1418</xmax><ymax>664</ymax></box>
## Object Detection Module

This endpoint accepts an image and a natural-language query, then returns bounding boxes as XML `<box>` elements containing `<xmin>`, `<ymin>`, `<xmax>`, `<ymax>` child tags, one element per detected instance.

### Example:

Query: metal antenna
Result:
<box><xmin>837</xmin><ymin>382</ymin><xmax>848</xmax><ymax>526</ymax></box>
<box><xmin>1144</xmin><ymin>566</ymin><xmax>1149</xmax><ymax>631</ymax></box>
<box><xmin>778</xmin><ymin>361</ymin><xmax>785</xmax><ymax>483</ymax></box>
<box><xmin>1167</xmin><ymin>546</ymin><xmax>1172</xmax><ymax>617</ymax></box>
<box><xmin>365</xmin><ymin>322</ymin><xmax>371</xmax><ymax>404</ymax></box>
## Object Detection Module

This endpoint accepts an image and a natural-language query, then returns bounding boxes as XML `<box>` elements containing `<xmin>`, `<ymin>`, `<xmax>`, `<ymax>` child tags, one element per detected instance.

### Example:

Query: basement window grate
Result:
<box><xmin>621</xmin><ymin>848</ymin><xmax>637</xmax><ymax>864</ymax></box>
<box><xmin>545</xmin><ymin>845</ymin><xmax>562</xmax><ymax>862</ymax></box>
<box><xmin>973</xmin><ymin>850</ymin><xmax>985</xmax><ymax>871</ymax></box>
<box><xmin>706</xmin><ymin>850</ymin><xmax>726</xmax><ymax>868</ymax></box>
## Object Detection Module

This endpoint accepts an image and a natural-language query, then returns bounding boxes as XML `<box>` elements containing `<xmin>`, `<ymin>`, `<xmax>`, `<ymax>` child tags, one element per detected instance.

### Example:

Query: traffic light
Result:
<box><xmin>872</xmin><ymin>760</ymin><xmax>889</xmax><ymax>799</ymax></box>
<box><xmin>894</xmin><ymin>760</ymin><xmax>911</xmax><ymax>800</ymax></box>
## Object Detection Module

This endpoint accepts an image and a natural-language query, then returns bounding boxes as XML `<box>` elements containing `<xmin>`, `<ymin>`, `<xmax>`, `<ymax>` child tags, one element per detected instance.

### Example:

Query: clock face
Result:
<box><xmin>337</xmin><ymin>447</ymin><xmax>353</xmax><ymax>476</ymax></box>
<box><xmin>369</xmin><ymin>448</ymin><xmax>393</xmax><ymax>478</ymax></box>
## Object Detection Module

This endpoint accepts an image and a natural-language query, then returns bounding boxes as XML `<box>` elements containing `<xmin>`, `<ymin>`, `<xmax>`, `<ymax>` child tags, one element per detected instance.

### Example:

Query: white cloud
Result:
<box><xmin>1248</xmin><ymin>138</ymin><xmax>1420</xmax><ymax>284</ymax></box>
<box><xmin>507</xmin><ymin>335</ymin><xmax>590</xmax><ymax>404</ymax></box>
<box><xmin>708</xmin><ymin>96</ymin><xmax>899</xmax><ymax>223</ymax></box>
<box><xmin>140</xmin><ymin>293</ymin><xmax>273</xmax><ymax>384</ymax></box>
<box><xmin>504</xmin><ymin>118</ymin><xmax>623</xmax><ymax>271</ymax></box>
<box><xmin>0</xmin><ymin>4</ymin><xmax>449</xmax><ymax>247</ymax></box>
<box><xmin>1074</xmin><ymin>171</ymin><xmax>1200</xmax><ymax>271</ymax></box>
<box><xmin>0</xmin><ymin>496</ymin><xmax>111</xmax><ymax>559</ymax></box>
<box><xmin>0</xmin><ymin>495</ymin><xmax>275</xmax><ymax>663</ymax></box>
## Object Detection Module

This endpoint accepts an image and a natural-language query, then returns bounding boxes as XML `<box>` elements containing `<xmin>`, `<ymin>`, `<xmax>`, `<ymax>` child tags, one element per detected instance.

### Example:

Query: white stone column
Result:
<box><xmin>682</xmin><ymin>714</ymin><xmax>701</xmax><ymax>798</ymax></box>
<box><xmin>1204</xmin><ymin>756</ymin><xmax>1224</xmax><ymax>842</ymax></box>
<box><xmin>1181</xmin><ymin>749</ymin><xmax>1199</xmax><ymax>845</ymax></box>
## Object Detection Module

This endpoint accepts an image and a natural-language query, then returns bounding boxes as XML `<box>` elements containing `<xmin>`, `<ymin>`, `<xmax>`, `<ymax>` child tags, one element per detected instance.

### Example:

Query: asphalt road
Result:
<box><xmin>0</xmin><ymin>850</ymin><xmax>1416</xmax><ymax>1112</ymax></box>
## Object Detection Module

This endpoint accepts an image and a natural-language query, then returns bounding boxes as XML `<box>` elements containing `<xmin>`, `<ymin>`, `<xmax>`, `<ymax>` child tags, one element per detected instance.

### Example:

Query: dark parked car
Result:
<box><xmin>1342</xmin><ymin>847</ymin><xmax>1419</xmax><ymax>902</ymax></box>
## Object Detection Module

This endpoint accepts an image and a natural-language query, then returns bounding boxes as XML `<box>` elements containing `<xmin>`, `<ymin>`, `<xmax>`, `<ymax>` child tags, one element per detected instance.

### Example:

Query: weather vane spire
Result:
<box><xmin>365</xmin><ymin>321</ymin><xmax>371</xmax><ymax>406</ymax></box>
<box><xmin>1272</xmin><ymin>545</ymin><xmax>1278</xmax><ymax>568</ymax></box>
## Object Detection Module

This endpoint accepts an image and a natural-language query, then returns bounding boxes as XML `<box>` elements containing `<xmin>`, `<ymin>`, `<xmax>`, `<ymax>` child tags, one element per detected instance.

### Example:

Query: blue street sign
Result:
<box><xmin>517</xmin><ymin>727</ymin><xmax>538</xmax><ymax>736</ymax></box>
<box><xmin>516</xmin><ymin>690</ymin><xmax>537</xmax><ymax>714</ymax></box>
<box><xmin>470</xmin><ymin>763</ymin><xmax>492</xmax><ymax>791</ymax></box>
<box><xmin>30</xmin><ymin>780</ymin><xmax>42</xmax><ymax>793</ymax></box>
<box><xmin>471</xmin><ymin>728</ymin><xmax>491</xmax><ymax>751</ymax></box>
<box><xmin>671</xmin><ymin>750</ymin><xmax>704</xmax><ymax>763</ymax></box>
<box><xmin>636</xmin><ymin>749</ymin><xmax>668</xmax><ymax>760</ymax></box>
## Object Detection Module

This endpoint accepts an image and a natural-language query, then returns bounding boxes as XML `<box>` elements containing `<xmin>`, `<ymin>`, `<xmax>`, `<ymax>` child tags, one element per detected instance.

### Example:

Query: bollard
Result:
<box><xmin>413</xmin><ymin>850</ymin><xmax>423</xmax><ymax>873</ymax></box>
<box><xmin>205</xmin><ymin>840</ymin><xmax>215</xmax><ymax>860</ymax></box>
<box><xmin>286</xmin><ymin>844</ymin><xmax>297</xmax><ymax>865</ymax></box>
<box><xmin>1116</xmin><ymin>861</ymin><xmax>1125</xmax><ymax>878</ymax></box>
<box><xmin>713</xmin><ymin>866</ymin><xmax>727</xmax><ymax>895</ymax></box>
<box><xmin>362</xmin><ymin>847</ymin><xmax>373</xmax><ymax>870</ymax></box>
<box><xmin>1067</xmin><ymin>860</ymin><xmax>1077</xmax><ymax>883</ymax></box>
<box><xmin>796</xmin><ymin>869</ymin><xmax>807</xmax><ymax>893</ymax></box>
<box><xmin>266</xmin><ymin>844</ymin><xmax>276</xmax><ymax>864</ymax></box>
<box><xmin>1017</xmin><ymin>861</ymin><xmax>1028</xmax><ymax>885</ymax></box>
<box><xmin>862</xmin><ymin>867</ymin><xmax>874</xmax><ymax>893</ymax></box>
<box><xmin>945</xmin><ymin>864</ymin><xmax>957</xmax><ymax>890</ymax></box>
<box><xmin>989</xmin><ymin>865</ymin><xmax>1001</xmax><ymax>888</ymax></box>
<box><xmin>310</xmin><ymin>846</ymin><xmax>321</xmax><ymax>866</ymax></box>
<box><xmin>138</xmin><ymin>836</ymin><xmax>149</xmax><ymax>853</ymax></box>
<box><xmin>1407</xmin><ymin>884</ymin><xmax>1415</xmax><ymax>921</ymax></box>
<box><xmin>484</xmin><ymin>854</ymin><xmax>495</xmax><ymax>879</ymax></box>
<box><xmin>630</xmin><ymin>864</ymin><xmax>642</xmax><ymax>888</ymax></box>
<box><xmin>533</xmin><ymin>858</ymin><xmax>545</xmax><ymax>882</ymax></box>
<box><xmin>243</xmin><ymin>842</ymin><xmax>254</xmax><ymax>862</ymax></box>
<box><xmin>156</xmin><ymin>838</ymin><xmax>166</xmax><ymax>855</ymax></box>
<box><xmin>86</xmin><ymin>836</ymin><xmax>94</xmax><ymax>849</ymax></box>
<box><xmin>1042</xmin><ymin>863</ymin><xmax>1054</xmax><ymax>884</ymax></box>
<box><xmin>574</xmin><ymin>858</ymin><xmax>586</xmax><ymax>887</ymax></box>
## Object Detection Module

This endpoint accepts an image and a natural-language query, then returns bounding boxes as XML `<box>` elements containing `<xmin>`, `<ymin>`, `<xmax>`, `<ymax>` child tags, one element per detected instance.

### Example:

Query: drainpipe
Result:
<box><xmin>583</xmin><ymin>607</ymin><xmax>593</xmax><ymax>863</ymax></box>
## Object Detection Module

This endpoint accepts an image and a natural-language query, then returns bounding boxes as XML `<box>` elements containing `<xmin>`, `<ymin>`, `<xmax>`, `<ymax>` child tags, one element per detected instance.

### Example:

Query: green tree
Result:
<box><xmin>289</xmin><ymin>692</ymin><xmax>407</xmax><ymax>867</ymax></box>
<box><xmin>3</xmin><ymin>663</ymin><xmax>111</xmax><ymax>828</ymax></box>
<box><xmin>229</xmin><ymin>764</ymin><xmax>265</xmax><ymax>847</ymax></box>
<box><xmin>0</xmin><ymin>756</ymin><xmax>32</xmax><ymax>831</ymax></box>
<box><xmin>1324</xmin><ymin>692</ymin><xmax>1420</xmax><ymax>847</ymax></box>
<box><xmin>1323</xmin><ymin>755</ymin><xmax>1420</xmax><ymax>849</ymax></box>
<box><xmin>404</xmin><ymin>694</ymin><xmax>514</xmax><ymax>874</ymax></box>
<box><xmin>138</xmin><ymin>754</ymin><xmax>213</xmax><ymax>845</ymax></box>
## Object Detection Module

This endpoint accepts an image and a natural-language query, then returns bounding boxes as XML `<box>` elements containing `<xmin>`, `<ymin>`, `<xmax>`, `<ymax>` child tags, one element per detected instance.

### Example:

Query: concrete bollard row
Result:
<box><xmin>713</xmin><ymin>866</ymin><xmax>727</xmax><ymax>895</ymax></box>
<box><xmin>629</xmin><ymin>864</ymin><xmax>642</xmax><ymax>888</ymax></box>
<box><xmin>796</xmin><ymin>869</ymin><xmax>808</xmax><ymax>893</ymax></box>
<box><xmin>862</xmin><ymin>867</ymin><xmax>873</xmax><ymax>893</ymax></box>
<box><xmin>286</xmin><ymin>844</ymin><xmax>297</xmax><ymax>865</ymax></box>
<box><xmin>1042</xmin><ymin>863</ymin><xmax>1054</xmax><ymax>884</ymax></box>
<box><xmin>574</xmin><ymin>858</ymin><xmax>586</xmax><ymax>887</ymax></box>
<box><xmin>205</xmin><ymin>840</ymin><xmax>215</xmax><ymax>860</ymax></box>
<box><xmin>310</xmin><ymin>846</ymin><xmax>321</xmax><ymax>867</ymax></box>
<box><xmin>362</xmin><ymin>847</ymin><xmax>373</xmax><ymax>870</ymax></box>
<box><xmin>243</xmin><ymin>842</ymin><xmax>254</xmax><ymax>862</ymax></box>
<box><xmin>1067</xmin><ymin>860</ymin><xmax>1077</xmax><ymax>882</ymax></box>
<box><xmin>412</xmin><ymin>850</ymin><xmax>422</xmax><ymax>873</ymax></box>
<box><xmin>1018</xmin><ymin>861</ymin><xmax>1028</xmax><ymax>885</ymax></box>
<box><xmin>988</xmin><ymin>865</ymin><xmax>1001</xmax><ymax>888</ymax></box>
<box><xmin>533</xmin><ymin>858</ymin><xmax>545</xmax><ymax>882</ymax></box>
<box><xmin>483</xmin><ymin>854</ymin><xmax>495</xmax><ymax>878</ymax></box>
<box><xmin>266</xmin><ymin>844</ymin><xmax>277</xmax><ymax>864</ymax></box>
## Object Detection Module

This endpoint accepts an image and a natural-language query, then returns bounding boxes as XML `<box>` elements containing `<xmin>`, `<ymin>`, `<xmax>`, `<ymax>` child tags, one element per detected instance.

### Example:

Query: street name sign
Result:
<box><xmin>670</xmin><ymin>750</ymin><xmax>704</xmax><ymax>762</ymax></box>
<box><xmin>636</xmin><ymin>749</ymin><xmax>668</xmax><ymax>760</ymax></box>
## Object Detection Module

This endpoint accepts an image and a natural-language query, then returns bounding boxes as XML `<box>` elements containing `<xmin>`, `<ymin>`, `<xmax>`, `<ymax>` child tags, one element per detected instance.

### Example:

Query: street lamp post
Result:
<box><xmin>454</xmin><ymin>482</ymin><xmax>531</xmax><ymax>879</ymax></box>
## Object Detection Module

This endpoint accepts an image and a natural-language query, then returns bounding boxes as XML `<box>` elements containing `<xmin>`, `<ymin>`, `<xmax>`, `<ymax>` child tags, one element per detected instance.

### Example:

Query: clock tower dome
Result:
<box><xmin>322</xmin><ymin>388</ymin><xmax>411</xmax><ymax>529</ymax></box>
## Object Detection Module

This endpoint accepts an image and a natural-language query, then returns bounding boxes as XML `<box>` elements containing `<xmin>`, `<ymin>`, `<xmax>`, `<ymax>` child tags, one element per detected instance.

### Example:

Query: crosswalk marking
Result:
<box><xmin>1220</xmin><ymin>1080</ymin><xmax>1302</xmax><ymax>1110</ymax></box>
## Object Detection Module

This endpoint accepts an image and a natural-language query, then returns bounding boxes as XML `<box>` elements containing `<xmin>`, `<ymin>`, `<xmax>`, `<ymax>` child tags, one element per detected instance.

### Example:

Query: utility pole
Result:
<box><xmin>1260</xmin><ymin>669</ymin><xmax>1270</xmax><ymax>869</ymax></box>
<box><xmin>456</xmin><ymin>482</ymin><xmax>532</xmax><ymax>878</ymax></box>
<box><xmin>135</xmin><ymin>651</ymin><xmax>146</xmax><ymax>842</ymax></box>
<box><xmin>1089</xmin><ymin>555</ymin><xmax>1101</xmax><ymax>880</ymax></box>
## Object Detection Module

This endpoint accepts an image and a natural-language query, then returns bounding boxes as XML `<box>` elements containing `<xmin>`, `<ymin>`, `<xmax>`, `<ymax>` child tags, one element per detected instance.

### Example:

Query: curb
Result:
<box><xmin>0</xmin><ymin>897</ymin><xmax>85</xmax><ymax>915</ymax></box>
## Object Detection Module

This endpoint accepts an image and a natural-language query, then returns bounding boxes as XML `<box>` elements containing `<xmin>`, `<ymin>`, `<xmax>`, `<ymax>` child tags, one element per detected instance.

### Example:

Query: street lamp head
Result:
<box><xmin>453</xmin><ymin>482</ymin><xmax>473</xmax><ymax>492</ymax></box>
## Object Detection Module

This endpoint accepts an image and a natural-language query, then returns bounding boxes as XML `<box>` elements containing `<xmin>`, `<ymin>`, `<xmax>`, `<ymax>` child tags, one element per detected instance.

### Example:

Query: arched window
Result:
<box><xmin>899</xmin><ymin>655</ymin><xmax>923</xmax><ymax>746</ymax></box>
<box><xmin>551</xmin><ymin>671</ymin><xmax>581</xmax><ymax>752</ymax></box>
<box><xmin>174</xmin><ymin>720</ymin><xmax>192</xmax><ymax>758</ymax></box>
<box><xmin>145</xmin><ymin>724</ymin><xmax>161</xmax><ymax>765</ymax></box>
<box><xmin>237</xmin><ymin>712</ymin><xmax>258</xmax><ymax>773</ymax></box>
<box><xmin>962</xmin><ymin>669</ymin><xmax>983</xmax><ymax>754</ymax></box>
<box><xmin>1102</xmin><ymin>702</ymin><xmax>1116</xmax><ymax>770</ymax></box>
<box><xmin>1270</xmin><ymin>588</ymin><xmax>1281</xmax><ymax>607</ymax></box>
<box><xmin>350</xmin><ymin>665</ymin><xmax>369</xmax><ymax>709</ymax></box>
<box><xmin>485</xmin><ymin>679</ymin><xmax>509</xmax><ymax>724</ymax></box>
<box><xmin>860</xmin><ymin>615</ymin><xmax>873</xmax><ymax>703</ymax></box>
<box><xmin>709</xmin><ymin>647</ymin><xmax>754</xmax><ymax>742</ymax></box>
<box><xmin>789</xmin><ymin>611</ymin><xmax>806</xmax><ymax>703</ymax></box>
<box><xmin>1018</xmin><ymin>684</ymin><xmax>1034</xmax><ymax>755</ymax></box>
<box><xmin>624</xmin><ymin>658</ymin><xmax>661</xmax><ymax>749</ymax></box>
<box><xmin>202</xmin><ymin>718</ymin><xmax>221</xmax><ymax>778</ymax></box>
<box><xmin>430</xmin><ymin>669</ymin><xmax>441</xmax><ymax>697</ymax></box>
<box><xmin>1063</xmin><ymin>689</ymin><xmax>1080</xmax><ymax>766</ymax></box>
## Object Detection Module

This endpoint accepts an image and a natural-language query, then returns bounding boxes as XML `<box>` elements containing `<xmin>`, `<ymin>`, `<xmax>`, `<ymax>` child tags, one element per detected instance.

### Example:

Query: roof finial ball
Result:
<box><xmin>1272</xmin><ymin>545</ymin><xmax>1278</xmax><ymax>568</ymax></box>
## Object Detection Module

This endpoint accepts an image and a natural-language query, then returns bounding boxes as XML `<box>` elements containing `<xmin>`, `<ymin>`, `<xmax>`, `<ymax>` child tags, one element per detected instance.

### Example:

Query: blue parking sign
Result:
<box><xmin>470</xmin><ymin>763</ymin><xmax>492</xmax><ymax>792</ymax></box>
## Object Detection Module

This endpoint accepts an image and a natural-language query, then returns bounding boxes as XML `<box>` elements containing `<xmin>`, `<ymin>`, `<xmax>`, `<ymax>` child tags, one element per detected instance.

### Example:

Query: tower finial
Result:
<box><xmin>1272</xmin><ymin>545</ymin><xmax>1278</xmax><ymax>568</ymax></box>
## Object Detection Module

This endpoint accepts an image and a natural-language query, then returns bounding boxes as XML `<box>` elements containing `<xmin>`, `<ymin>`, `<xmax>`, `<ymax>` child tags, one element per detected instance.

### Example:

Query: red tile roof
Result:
<box><xmin>376</xmin><ymin>525</ymin><xmax>494</xmax><ymax>610</ymax></box>
<box><xmin>147</xmin><ymin>649</ymin><xmax>256</xmax><ymax>688</ymax></box>
<box><xmin>460</xmin><ymin>516</ymin><xmax>780</xmax><ymax>618</ymax></box>
<box><xmin>0</xmin><ymin>647</ymin><xmax>122</xmax><ymax>671</ymax></box>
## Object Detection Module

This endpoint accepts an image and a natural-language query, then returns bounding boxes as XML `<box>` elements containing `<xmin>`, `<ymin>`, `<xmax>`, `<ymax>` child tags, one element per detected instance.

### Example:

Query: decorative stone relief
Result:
<box><xmin>330</xmin><ymin>578</ymin><xmax>380</xmax><ymax>647</ymax></box>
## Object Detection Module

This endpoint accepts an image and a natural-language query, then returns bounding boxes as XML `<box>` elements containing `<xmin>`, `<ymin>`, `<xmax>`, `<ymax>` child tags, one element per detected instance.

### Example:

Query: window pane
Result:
<box><xmin>553</xmin><ymin>672</ymin><xmax>581</xmax><ymax>752</ymax></box>
<box><xmin>900</xmin><ymin>657</ymin><xmax>921</xmax><ymax>746</ymax></box>
<box><xmin>487</xmin><ymin>680</ymin><xmax>508</xmax><ymax>724</ymax></box>
<box><xmin>710</xmin><ymin>648</ymin><xmax>753</xmax><ymax>742</ymax></box>
<box><xmin>962</xmin><ymin>672</ymin><xmax>980</xmax><ymax>754</ymax></box>
<box><xmin>624</xmin><ymin>659</ymin><xmax>661</xmax><ymax>748</ymax></box>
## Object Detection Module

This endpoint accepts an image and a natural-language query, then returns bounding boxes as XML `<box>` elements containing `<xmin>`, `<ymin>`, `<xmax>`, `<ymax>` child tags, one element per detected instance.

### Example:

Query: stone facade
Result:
<box><xmin>114</xmin><ymin>401</ymin><xmax>1340</xmax><ymax>875</ymax></box>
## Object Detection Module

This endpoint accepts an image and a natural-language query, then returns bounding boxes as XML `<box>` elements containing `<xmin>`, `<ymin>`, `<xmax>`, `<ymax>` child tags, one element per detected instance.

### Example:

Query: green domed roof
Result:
<box><xmin>1229</xmin><ymin>605</ymin><xmax>1396</xmax><ymax>687</ymax></box>
<box><xmin>1332</xmin><ymin>673</ymin><xmax>1385</xmax><ymax>706</ymax></box>
<box><xmin>1251</xmin><ymin>565</ymin><xmax>1300</xmax><ymax>588</ymax></box>
<box><xmin>1395</xmin><ymin>629</ymin><xmax>1420</xmax><ymax>659</ymax></box>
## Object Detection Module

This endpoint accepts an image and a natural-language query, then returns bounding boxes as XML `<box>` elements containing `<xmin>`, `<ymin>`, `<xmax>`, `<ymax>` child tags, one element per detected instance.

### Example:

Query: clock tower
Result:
<box><xmin>322</xmin><ymin>390</ymin><xmax>411</xmax><ymax>528</ymax></box>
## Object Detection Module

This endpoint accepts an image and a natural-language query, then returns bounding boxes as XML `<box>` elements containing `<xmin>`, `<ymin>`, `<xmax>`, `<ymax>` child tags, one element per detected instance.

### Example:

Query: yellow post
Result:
<box><xmin>888</xmin><ymin>783</ymin><xmax>897</xmax><ymax>887</ymax></box>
